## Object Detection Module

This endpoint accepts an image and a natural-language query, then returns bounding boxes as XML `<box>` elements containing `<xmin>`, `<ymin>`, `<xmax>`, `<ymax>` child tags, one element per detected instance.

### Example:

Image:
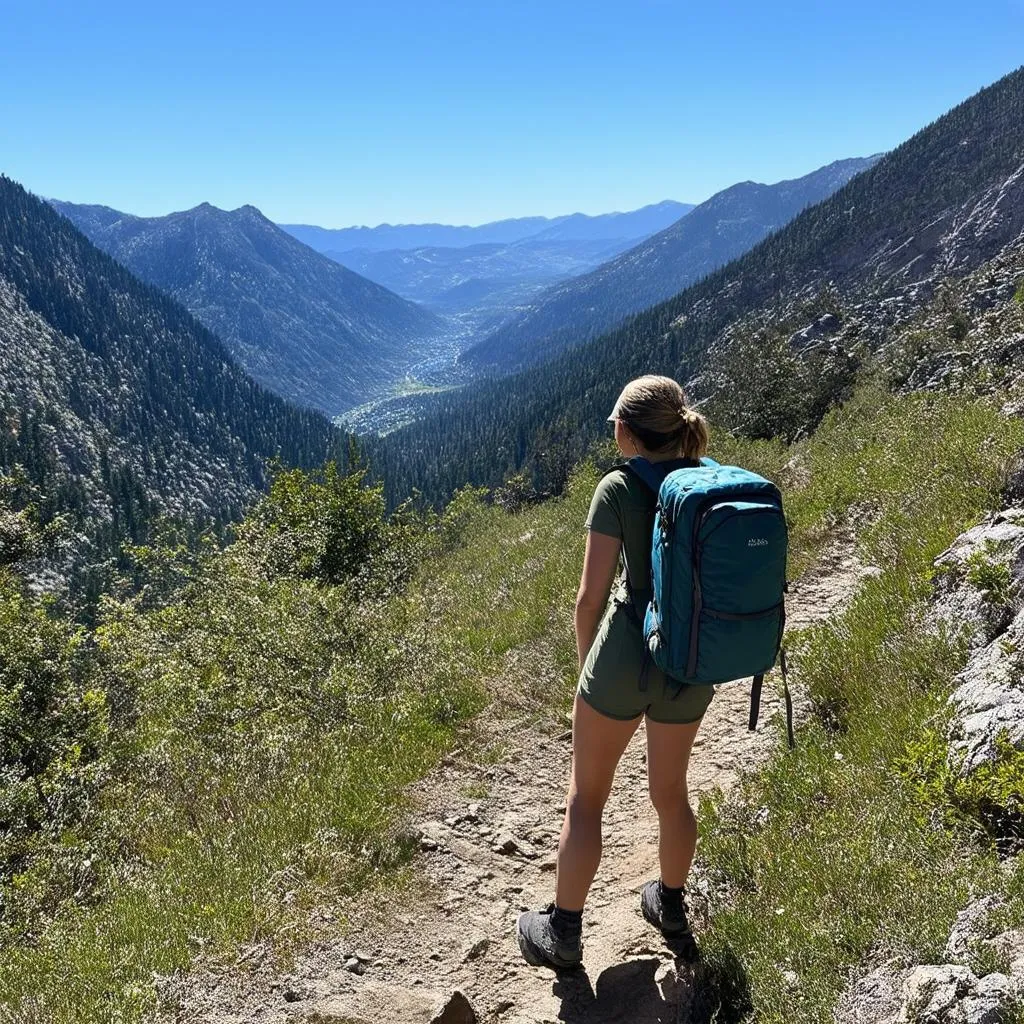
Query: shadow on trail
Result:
<box><xmin>550</xmin><ymin>940</ymin><xmax>751</xmax><ymax>1024</ymax></box>
<box><xmin>687</xmin><ymin>945</ymin><xmax>753</xmax><ymax>1024</ymax></box>
<box><xmin>552</xmin><ymin>957</ymin><xmax>674</xmax><ymax>1024</ymax></box>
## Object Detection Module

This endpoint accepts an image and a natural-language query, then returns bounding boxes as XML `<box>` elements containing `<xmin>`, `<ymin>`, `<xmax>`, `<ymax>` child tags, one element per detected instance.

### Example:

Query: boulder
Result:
<box><xmin>930</xmin><ymin>511</ymin><xmax>1024</xmax><ymax>781</ymax></box>
<box><xmin>899</xmin><ymin>965</ymin><xmax>1017</xmax><ymax>1023</ymax></box>
<box><xmin>789</xmin><ymin>312</ymin><xmax>843</xmax><ymax>348</ymax></box>
<box><xmin>835</xmin><ymin>901</ymin><xmax>1024</xmax><ymax>1024</ymax></box>
<box><xmin>946</xmin><ymin>617</ymin><xmax>1024</xmax><ymax>776</ymax></box>
<box><xmin>990</xmin><ymin>929</ymin><xmax>1024</xmax><ymax>987</ymax></box>
<box><xmin>899</xmin><ymin>965</ymin><xmax>974</xmax><ymax>1021</ymax></box>
<box><xmin>834</xmin><ymin>963</ymin><xmax>908</xmax><ymax>1024</ymax></box>
<box><xmin>930</xmin><ymin>509</ymin><xmax>1024</xmax><ymax>648</ymax></box>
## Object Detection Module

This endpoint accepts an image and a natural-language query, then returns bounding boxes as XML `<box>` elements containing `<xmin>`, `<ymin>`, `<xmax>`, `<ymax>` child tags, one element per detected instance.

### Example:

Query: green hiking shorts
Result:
<box><xmin>578</xmin><ymin>596</ymin><xmax>715</xmax><ymax>724</ymax></box>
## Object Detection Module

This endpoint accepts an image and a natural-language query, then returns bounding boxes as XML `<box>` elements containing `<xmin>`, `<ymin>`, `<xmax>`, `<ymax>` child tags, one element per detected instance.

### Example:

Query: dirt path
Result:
<box><xmin>177</xmin><ymin>542</ymin><xmax>866</xmax><ymax>1024</ymax></box>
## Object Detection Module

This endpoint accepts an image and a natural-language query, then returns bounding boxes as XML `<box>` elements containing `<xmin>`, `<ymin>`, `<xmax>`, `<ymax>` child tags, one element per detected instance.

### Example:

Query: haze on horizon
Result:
<box><xmin>2</xmin><ymin>0</ymin><xmax>1020</xmax><ymax>228</ymax></box>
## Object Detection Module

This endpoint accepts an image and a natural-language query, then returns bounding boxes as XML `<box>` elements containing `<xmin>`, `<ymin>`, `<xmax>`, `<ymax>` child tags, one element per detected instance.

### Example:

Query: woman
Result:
<box><xmin>517</xmin><ymin>374</ymin><xmax>713</xmax><ymax>971</ymax></box>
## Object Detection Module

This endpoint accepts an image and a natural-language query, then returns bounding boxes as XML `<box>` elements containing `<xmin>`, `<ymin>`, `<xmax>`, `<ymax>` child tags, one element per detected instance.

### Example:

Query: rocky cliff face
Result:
<box><xmin>932</xmin><ymin>508</ymin><xmax>1024</xmax><ymax>780</ymax></box>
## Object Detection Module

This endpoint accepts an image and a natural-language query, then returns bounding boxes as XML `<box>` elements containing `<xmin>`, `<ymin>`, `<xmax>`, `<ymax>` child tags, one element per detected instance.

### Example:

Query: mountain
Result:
<box><xmin>281</xmin><ymin>200</ymin><xmax>695</xmax><ymax>254</ymax></box>
<box><xmin>526</xmin><ymin>201</ymin><xmax>695</xmax><ymax>243</ymax></box>
<box><xmin>370</xmin><ymin>65</ymin><xmax>1024</xmax><ymax>506</ymax></box>
<box><xmin>327</xmin><ymin>237</ymin><xmax>632</xmax><ymax>323</ymax></box>
<box><xmin>49</xmin><ymin>200</ymin><xmax>445</xmax><ymax>416</ymax></box>
<box><xmin>461</xmin><ymin>157</ymin><xmax>881</xmax><ymax>372</ymax></box>
<box><xmin>0</xmin><ymin>176</ymin><xmax>340</xmax><ymax>602</ymax></box>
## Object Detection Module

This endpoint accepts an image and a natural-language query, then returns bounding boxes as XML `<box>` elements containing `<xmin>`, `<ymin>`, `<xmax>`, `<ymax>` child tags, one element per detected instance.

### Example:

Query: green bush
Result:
<box><xmin>901</xmin><ymin>728</ymin><xmax>1024</xmax><ymax>839</ymax></box>
<box><xmin>0</xmin><ymin>573</ymin><xmax>110</xmax><ymax>937</ymax></box>
<box><xmin>237</xmin><ymin>461</ymin><xmax>405</xmax><ymax>590</ymax></box>
<box><xmin>964</xmin><ymin>544</ymin><xmax>1014</xmax><ymax>604</ymax></box>
<box><xmin>703</xmin><ymin>328</ymin><xmax>860</xmax><ymax>442</ymax></box>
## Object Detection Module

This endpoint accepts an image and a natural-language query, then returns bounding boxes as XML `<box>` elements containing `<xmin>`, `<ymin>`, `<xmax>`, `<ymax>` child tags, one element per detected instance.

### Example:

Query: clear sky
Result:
<box><xmin>2</xmin><ymin>0</ymin><xmax>1021</xmax><ymax>227</ymax></box>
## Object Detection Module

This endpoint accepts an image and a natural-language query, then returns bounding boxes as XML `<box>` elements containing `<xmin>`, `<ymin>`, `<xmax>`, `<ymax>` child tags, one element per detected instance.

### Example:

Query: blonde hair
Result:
<box><xmin>609</xmin><ymin>375</ymin><xmax>709</xmax><ymax>459</ymax></box>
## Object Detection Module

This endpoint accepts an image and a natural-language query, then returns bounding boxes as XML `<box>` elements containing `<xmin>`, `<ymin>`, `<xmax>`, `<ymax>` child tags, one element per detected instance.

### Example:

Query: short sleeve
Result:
<box><xmin>584</xmin><ymin>472</ymin><xmax>625</xmax><ymax>539</ymax></box>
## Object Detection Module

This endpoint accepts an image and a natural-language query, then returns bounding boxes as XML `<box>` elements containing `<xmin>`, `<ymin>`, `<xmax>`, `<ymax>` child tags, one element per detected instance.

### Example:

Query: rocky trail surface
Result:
<box><xmin>177</xmin><ymin>543</ymin><xmax>867</xmax><ymax>1024</ymax></box>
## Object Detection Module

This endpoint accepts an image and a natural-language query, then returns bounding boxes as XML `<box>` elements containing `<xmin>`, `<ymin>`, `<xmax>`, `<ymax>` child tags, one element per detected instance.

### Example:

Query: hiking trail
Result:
<box><xmin>177</xmin><ymin>541</ymin><xmax>867</xmax><ymax>1024</ymax></box>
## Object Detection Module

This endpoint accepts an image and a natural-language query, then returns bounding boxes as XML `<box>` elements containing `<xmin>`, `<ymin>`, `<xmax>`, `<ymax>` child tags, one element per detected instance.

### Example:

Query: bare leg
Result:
<box><xmin>645</xmin><ymin>717</ymin><xmax>703</xmax><ymax>888</ymax></box>
<box><xmin>554</xmin><ymin>694</ymin><xmax>640</xmax><ymax>910</ymax></box>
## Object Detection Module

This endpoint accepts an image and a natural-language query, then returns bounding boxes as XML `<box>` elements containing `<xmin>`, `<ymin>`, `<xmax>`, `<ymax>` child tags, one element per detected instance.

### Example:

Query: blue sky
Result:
<box><xmin>2</xmin><ymin>0</ymin><xmax>1020</xmax><ymax>227</ymax></box>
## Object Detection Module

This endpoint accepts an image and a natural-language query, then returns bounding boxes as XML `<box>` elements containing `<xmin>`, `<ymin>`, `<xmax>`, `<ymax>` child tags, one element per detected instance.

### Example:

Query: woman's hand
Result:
<box><xmin>575</xmin><ymin>530</ymin><xmax>622</xmax><ymax>670</ymax></box>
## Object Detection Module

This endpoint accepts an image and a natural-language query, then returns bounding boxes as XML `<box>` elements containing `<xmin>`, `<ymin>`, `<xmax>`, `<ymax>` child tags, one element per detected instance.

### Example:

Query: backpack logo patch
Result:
<box><xmin>748</xmin><ymin>537</ymin><xmax>769</xmax><ymax>547</ymax></box>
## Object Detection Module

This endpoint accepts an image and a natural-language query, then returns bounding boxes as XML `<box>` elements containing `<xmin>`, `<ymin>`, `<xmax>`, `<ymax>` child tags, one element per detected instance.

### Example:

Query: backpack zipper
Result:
<box><xmin>649</xmin><ymin>503</ymin><xmax>671</xmax><ymax>656</ymax></box>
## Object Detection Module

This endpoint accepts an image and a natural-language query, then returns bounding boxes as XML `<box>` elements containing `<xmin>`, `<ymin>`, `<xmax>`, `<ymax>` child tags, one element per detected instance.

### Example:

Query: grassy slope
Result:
<box><xmin>2</xmin><ymin>386</ymin><xmax>1022</xmax><ymax>1022</ymax></box>
<box><xmin>697</xmin><ymin>390</ymin><xmax>1024</xmax><ymax>1021</ymax></box>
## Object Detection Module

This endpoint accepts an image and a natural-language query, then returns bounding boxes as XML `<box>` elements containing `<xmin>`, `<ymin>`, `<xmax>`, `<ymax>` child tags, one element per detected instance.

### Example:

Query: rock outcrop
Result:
<box><xmin>930</xmin><ymin>508</ymin><xmax>1024</xmax><ymax>779</ymax></box>
<box><xmin>835</xmin><ymin>502</ymin><xmax>1024</xmax><ymax>1023</ymax></box>
<box><xmin>835</xmin><ymin>897</ymin><xmax>1024</xmax><ymax>1023</ymax></box>
<box><xmin>899</xmin><ymin>965</ymin><xmax>1016</xmax><ymax>1023</ymax></box>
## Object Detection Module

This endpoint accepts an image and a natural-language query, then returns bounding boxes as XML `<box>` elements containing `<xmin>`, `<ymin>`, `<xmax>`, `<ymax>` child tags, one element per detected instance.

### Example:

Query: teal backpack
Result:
<box><xmin>621</xmin><ymin>456</ymin><xmax>793</xmax><ymax>747</ymax></box>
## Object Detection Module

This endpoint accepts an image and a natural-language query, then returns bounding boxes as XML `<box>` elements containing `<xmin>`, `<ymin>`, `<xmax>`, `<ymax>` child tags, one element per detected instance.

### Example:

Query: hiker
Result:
<box><xmin>517</xmin><ymin>374</ymin><xmax>714</xmax><ymax>971</ymax></box>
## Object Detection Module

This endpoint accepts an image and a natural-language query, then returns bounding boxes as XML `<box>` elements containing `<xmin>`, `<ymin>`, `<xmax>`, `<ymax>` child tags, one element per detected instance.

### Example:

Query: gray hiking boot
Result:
<box><xmin>640</xmin><ymin>880</ymin><xmax>691</xmax><ymax>937</ymax></box>
<box><xmin>516</xmin><ymin>904</ymin><xmax>583</xmax><ymax>971</ymax></box>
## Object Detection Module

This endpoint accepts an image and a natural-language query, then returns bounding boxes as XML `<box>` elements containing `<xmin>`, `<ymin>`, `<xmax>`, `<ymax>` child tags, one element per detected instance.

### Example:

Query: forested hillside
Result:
<box><xmin>461</xmin><ymin>157</ymin><xmax>879</xmax><ymax>372</ymax></box>
<box><xmin>51</xmin><ymin>200</ymin><xmax>445</xmax><ymax>415</ymax></box>
<box><xmin>0</xmin><ymin>177</ymin><xmax>341</xmax><ymax>606</ymax></box>
<box><xmin>371</xmin><ymin>66</ymin><xmax>1024</xmax><ymax>506</ymax></box>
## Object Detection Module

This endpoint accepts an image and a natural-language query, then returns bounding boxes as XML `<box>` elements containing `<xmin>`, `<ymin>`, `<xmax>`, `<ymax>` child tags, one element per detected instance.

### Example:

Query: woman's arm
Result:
<box><xmin>575</xmin><ymin>530</ymin><xmax>622</xmax><ymax>670</ymax></box>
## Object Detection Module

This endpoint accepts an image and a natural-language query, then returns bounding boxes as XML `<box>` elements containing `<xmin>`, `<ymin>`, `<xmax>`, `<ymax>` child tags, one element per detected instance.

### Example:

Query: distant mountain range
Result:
<box><xmin>461</xmin><ymin>156</ymin><xmax>881</xmax><ymax>372</ymax></box>
<box><xmin>1</xmin><ymin>176</ymin><xmax>339</xmax><ymax>599</ymax></box>
<box><xmin>327</xmin><ymin>238</ymin><xmax>635</xmax><ymax>325</ymax></box>
<box><xmin>369</xmin><ymin>66</ymin><xmax>1024</xmax><ymax>506</ymax></box>
<box><xmin>281</xmin><ymin>200</ymin><xmax>695</xmax><ymax>253</ymax></box>
<box><xmin>49</xmin><ymin>200</ymin><xmax>445</xmax><ymax>415</ymax></box>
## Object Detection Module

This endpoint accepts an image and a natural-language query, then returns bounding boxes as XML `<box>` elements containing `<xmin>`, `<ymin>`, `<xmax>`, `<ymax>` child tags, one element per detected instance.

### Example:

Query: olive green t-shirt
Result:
<box><xmin>584</xmin><ymin>459</ymin><xmax>698</xmax><ymax>608</ymax></box>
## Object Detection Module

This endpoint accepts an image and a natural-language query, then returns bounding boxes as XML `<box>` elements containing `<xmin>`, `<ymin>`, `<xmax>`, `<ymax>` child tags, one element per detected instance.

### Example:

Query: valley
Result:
<box><xmin>334</xmin><ymin>322</ymin><xmax>477</xmax><ymax>435</ymax></box>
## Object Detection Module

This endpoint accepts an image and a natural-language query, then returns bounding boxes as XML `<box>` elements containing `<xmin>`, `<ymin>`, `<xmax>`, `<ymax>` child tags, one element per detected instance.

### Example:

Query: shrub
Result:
<box><xmin>0</xmin><ymin>573</ymin><xmax>110</xmax><ymax>936</ymax></box>
<box><xmin>234</xmin><ymin>461</ymin><xmax>425</xmax><ymax>598</ymax></box>
<box><xmin>493</xmin><ymin>473</ymin><xmax>544</xmax><ymax>512</ymax></box>
<box><xmin>703</xmin><ymin>328</ymin><xmax>860</xmax><ymax>442</ymax></box>
<box><xmin>901</xmin><ymin>726</ymin><xmax>1024</xmax><ymax>850</ymax></box>
<box><xmin>964</xmin><ymin>545</ymin><xmax>1014</xmax><ymax>604</ymax></box>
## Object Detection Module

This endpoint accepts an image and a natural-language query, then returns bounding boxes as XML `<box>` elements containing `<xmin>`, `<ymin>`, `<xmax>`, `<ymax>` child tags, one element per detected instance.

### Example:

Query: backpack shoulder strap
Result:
<box><xmin>618</xmin><ymin>456</ymin><xmax>671</xmax><ymax>496</ymax></box>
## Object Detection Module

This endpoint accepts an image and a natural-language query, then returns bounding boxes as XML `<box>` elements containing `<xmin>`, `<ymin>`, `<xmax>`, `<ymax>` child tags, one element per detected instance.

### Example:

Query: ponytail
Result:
<box><xmin>608</xmin><ymin>375</ymin><xmax>708</xmax><ymax>458</ymax></box>
<box><xmin>678</xmin><ymin>407</ymin><xmax>709</xmax><ymax>460</ymax></box>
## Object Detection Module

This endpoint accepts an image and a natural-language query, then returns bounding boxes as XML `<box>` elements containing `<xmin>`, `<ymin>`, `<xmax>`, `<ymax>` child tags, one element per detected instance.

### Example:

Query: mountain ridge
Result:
<box><xmin>1</xmin><ymin>176</ymin><xmax>340</xmax><ymax>602</ymax></box>
<box><xmin>281</xmin><ymin>200</ymin><xmax>696</xmax><ymax>253</ymax></box>
<box><xmin>460</xmin><ymin>155</ymin><xmax>882</xmax><ymax>372</ymax></box>
<box><xmin>326</xmin><ymin>237</ymin><xmax>638</xmax><ymax>323</ymax></box>
<box><xmin>50</xmin><ymin>199</ymin><xmax>445</xmax><ymax>416</ymax></box>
